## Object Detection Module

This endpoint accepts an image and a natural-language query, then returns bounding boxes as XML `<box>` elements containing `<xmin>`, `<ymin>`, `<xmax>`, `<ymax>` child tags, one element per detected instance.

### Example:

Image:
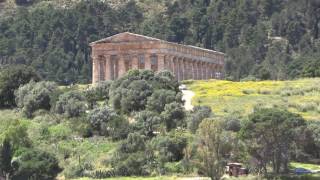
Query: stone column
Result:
<box><xmin>118</xmin><ymin>55</ymin><xmax>126</xmax><ymax>77</ymax></box>
<box><xmin>201</xmin><ymin>62</ymin><xmax>205</xmax><ymax>80</ymax></box>
<box><xmin>182</xmin><ymin>58</ymin><xmax>186</xmax><ymax>80</ymax></box>
<box><xmin>173</xmin><ymin>57</ymin><xmax>179</xmax><ymax>80</ymax></box>
<box><xmin>209</xmin><ymin>64</ymin><xmax>213</xmax><ymax>79</ymax></box>
<box><xmin>186</xmin><ymin>59</ymin><xmax>190</xmax><ymax>80</ymax></box>
<box><xmin>105</xmin><ymin>55</ymin><xmax>112</xmax><ymax>80</ymax></box>
<box><xmin>194</xmin><ymin>61</ymin><xmax>198</xmax><ymax>80</ymax></box>
<box><xmin>197</xmin><ymin>62</ymin><xmax>201</xmax><ymax>80</ymax></box>
<box><xmin>213</xmin><ymin>64</ymin><xmax>217</xmax><ymax>79</ymax></box>
<box><xmin>145</xmin><ymin>54</ymin><xmax>152</xmax><ymax>70</ymax></box>
<box><xmin>158</xmin><ymin>54</ymin><xmax>165</xmax><ymax>71</ymax></box>
<box><xmin>202</xmin><ymin>62</ymin><xmax>206</xmax><ymax>80</ymax></box>
<box><xmin>92</xmin><ymin>56</ymin><xmax>99</xmax><ymax>84</ymax></box>
<box><xmin>169</xmin><ymin>56</ymin><xmax>174</xmax><ymax>72</ymax></box>
<box><xmin>164</xmin><ymin>56</ymin><xmax>170</xmax><ymax>71</ymax></box>
<box><xmin>187</xmin><ymin>59</ymin><xmax>192</xmax><ymax>79</ymax></box>
<box><xmin>206</xmin><ymin>63</ymin><xmax>211</xmax><ymax>79</ymax></box>
<box><xmin>191</xmin><ymin>60</ymin><xmax>195</xmax><ymax>80</ymax></box>
<box><xmin>184</xmin><ymin>60</ymin><xmax>189</xmax><ymax>80</ymax></box>
<box><xmin>218</xmin><ymin>65</ymin><xmax>223</xmax><ymax>79</ymax></box>
<box><xmin>203</xmin><ymin>62</ymin><xmax>207</xmax><ymax>80</ymax></box>
<box><xmin>204</xmin><ymin>63</ymin><xmax>208</xmax><ymax>79</ymax></box>
<box><xmin>132</xmin><ymin>55</ymin><xmax>139</xmax><ymax>69</ymax></box>
<box><xmin>178</xmin><ymin>58</ymin><xmax>183</xmax><ymax>81</ymax></box>
<box><xmin>211</xmin><ymin>64</ymin><xmax>215</xmax><ymax>79</ymax></box>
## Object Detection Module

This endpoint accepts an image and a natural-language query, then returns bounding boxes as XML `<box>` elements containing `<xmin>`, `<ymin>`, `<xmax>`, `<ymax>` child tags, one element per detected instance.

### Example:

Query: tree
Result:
<box><xmin>146</xmin><ymin>89</ymin><xmax>178</xmax><ymax>113</ymax></box>
<box><xmin>240</xmin><ymin>108</ymin><xmax>306</xmax><ymax>174</ymax></box>
<box><xmin>88</xmin><ymin>106</ymin><xmax>129</xmax><ymax>139</ymax></box>
<box><xmin>0</xmin><ymin>138</ymin><xmax>13</xmax><ymax>180</ymax></box>
<box><xmin>302</xmin><ymin>54</ymin><xmax>320</xmax><ymax>77</ymax></box>
<box><xmin>168</xmin><ymin>17</ymin><xmax>190</xmax><ymax>43</ymax></box>
<box><xmin>109</xmin><ymin>70</ymin><xmax>180</xmax><ymax>115</ymax></box>
<box><xmin>133</xmin><ymin>110</ymin><xmax>161</xmax><ymax>137</ymax></box>
<box><xmin>148</xmin><ymin>130</ymin><xmax>188</xmax><ymax>175</ymax></box>
<box><xmin>11</xmin><ymin>149</ymin><xmax>62</xmax><ymax>180</ymax></box>
<box><xmin>84</xmin><ymin>81</ymin><xmax>111</xmax><ymax>109</ymax></box>
<box><xmin>111</xmin><ymin>133</ymin><xmax>151</xmax><ymax>176</ymax></box>
<box><xmin>0</xmin><ymin>65</ymin><xmax>40</xmax><ymax>108</ymax></box>
<box><xmin>196</xmin><ymin>119</ymin><xmax>233</xmax><ymax>180</ymax></box>
<box><xmin>55</xmin><ymin>91</ymin><xmax>87</xmax><ymax>118</ymax></box>
<box><xmin>187</xmin><ymin>106</ymin><xmax>212</xmax><ymax>133</ymax></box>
<box><xmin>15</xmin><ymin>81</ymin><xmax>57</xmax><ymax>118</ymax></box>
<box><xmin>120</xmin><ymin>80</ymin><xmax>153</xmax><ymax>113</ymax></box>
<box><xmin>150</xmin><ymin>130</ymin><xmax>187</xmax><ymax>163</ymax></box>
<box><xmin>161</xmin><ymin>102</ymin><xmax>186</xmax><ymax>131</ymax></box>
<box><xmin>305</xmin><ymin>121</ymin><xmax>320</xmax><ymax>158</ymax></box>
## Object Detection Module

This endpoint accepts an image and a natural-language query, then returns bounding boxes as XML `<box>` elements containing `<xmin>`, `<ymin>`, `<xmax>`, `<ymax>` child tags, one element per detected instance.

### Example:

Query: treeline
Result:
<box><xmin>0</xmin><ymin>0</ymin><xmax>319</xmax><ymax>83</ymax></box>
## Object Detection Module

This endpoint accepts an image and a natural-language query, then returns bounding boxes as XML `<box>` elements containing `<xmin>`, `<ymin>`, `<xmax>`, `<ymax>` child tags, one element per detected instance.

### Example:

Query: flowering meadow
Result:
<box><xmin>186</xmin><ymin>78</ymin><xmax>320</xmax><ymax>120</ymax></box>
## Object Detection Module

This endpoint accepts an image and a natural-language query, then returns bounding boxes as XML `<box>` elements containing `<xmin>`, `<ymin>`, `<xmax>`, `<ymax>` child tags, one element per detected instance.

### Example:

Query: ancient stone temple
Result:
<box><xmin>90</xmin><ymin>32</ymin><xmax>224</xmax><ymax>84</ymax></box>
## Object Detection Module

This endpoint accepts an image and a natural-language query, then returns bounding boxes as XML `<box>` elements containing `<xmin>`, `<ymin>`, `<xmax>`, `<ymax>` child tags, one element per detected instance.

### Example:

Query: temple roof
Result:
<box><xmin>90</xmin><ymin>32</ymin><xmax>161</xmax><ymax>44</ymax></box>
<box><xmin>90</xmin><ymin>32</ymin><xmax>224</xmax><ymax>55</ymax></box>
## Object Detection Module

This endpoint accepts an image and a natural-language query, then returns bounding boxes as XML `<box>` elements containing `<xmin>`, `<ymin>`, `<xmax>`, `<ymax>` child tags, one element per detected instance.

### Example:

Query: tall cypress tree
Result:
<box><xmin>0</xmin><ymin>138</ymin><xmax>13</xmax><ymax>179</ymax></box>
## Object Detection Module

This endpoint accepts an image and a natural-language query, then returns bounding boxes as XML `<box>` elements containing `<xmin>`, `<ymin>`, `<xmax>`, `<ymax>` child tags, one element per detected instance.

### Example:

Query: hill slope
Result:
<box><xmin>187</xmin><ymin>78</ymin><xmax>320</xmax><ymax>121</ymax></box>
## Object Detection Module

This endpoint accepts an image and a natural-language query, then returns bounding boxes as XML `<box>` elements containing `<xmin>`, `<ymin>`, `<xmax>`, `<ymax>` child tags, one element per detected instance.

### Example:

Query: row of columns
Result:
<box><xmin>163</xmin><ymin>55</ymin><xmax>222</xmax><ymax>81</ymax></box>
<box><xmin>93</xmin><ymin>53</ymin><xmax>222</xmax><ymax>83</ymax></box>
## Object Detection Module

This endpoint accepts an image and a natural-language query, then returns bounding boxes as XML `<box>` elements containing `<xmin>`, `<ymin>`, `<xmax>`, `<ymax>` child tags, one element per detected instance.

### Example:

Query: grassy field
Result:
<box><xmin>186</xmin><ymin>78</ymin><xmax>320</xmax><ymax>120</ymax></box>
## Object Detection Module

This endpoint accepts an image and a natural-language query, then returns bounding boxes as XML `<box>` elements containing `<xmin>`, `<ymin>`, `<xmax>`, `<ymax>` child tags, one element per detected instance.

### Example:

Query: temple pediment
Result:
<box><xmin>90</xmin><ymin>32</ymin><xmax>161</xmax><ymax>45</ymax></box>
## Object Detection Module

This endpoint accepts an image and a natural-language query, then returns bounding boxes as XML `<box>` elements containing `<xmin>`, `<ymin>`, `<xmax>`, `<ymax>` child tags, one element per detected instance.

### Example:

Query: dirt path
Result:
<box><xmin>182</xmin><ymin>89</ymin><xmax>195</xmax><ymax>111</ymax></box>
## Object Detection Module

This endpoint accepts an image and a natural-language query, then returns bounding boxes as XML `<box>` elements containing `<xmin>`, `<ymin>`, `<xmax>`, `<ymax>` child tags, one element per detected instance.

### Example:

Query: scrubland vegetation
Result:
<box><xmin>1</xmin><ymin>66</ymin><xmax>320</xmax><ymax>180</ymax></box>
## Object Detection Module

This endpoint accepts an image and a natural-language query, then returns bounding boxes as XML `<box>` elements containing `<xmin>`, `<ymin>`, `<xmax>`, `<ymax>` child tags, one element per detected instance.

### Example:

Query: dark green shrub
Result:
<box><xmin>11</xmin><ymin>149</ymin><xmax>62</xmax><ymax>180</ymax></box>
<box><xmin>150</xmin><ymin>130</ymin><xmax>187</xmax><ymax>162</ymax></box>
<box><xmin>88</xmin><ymin>106</ymin><xmax>130</xmax><ymax>139</ymax></box>
<box><xmin>0</xmin><ymin>65</ymin><xmax>40</xmax><ymax>108</ymax></box>
<box><xmin>161</xmin><ymin>102</ymin><xmax>186</xmax><ymax>131</ymax></box>
<box><xmin>133</xmin><ymin>110</ymin><xmax>161</xmax><ymax>137</ymax></box>
<box><xmin>55</xmin><ymin>91</ymin><xmax>87</xmax><ymax>118</ymax></box>
<box><xmin>111</xmin><ymin>133</ymin><xmax>151</xmax><ymax>176</ymax></box>
<box><xmin>187</xmin><ymin>106</ymin><xmax>212</xmax><ymax>133</ymax></box>
<box><xmin>84</xmin><ymin>81</ymin><xmax>112</xmax><ymax>109</ymax></box>
<box><xmin>146</xmin><ymin>89</ymin><xmax>181</xmax><ymax>113</ymax></box>
<box><xmin>15</xmin><ymin>81</ymin><xmax>57</xmax><ymax>118</ymax></box>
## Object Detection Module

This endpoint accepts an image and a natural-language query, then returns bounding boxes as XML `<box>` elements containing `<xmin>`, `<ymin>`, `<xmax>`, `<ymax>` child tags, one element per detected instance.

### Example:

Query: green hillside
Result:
<box><xmin>187</xmin><ymin>78</ymin><xmax>320</xmax><ymax>120</ymax></box>
<box><xmin>1</xmin><ymin>0</ymin><xmax>320</xmax><ymax>179</ymax></box>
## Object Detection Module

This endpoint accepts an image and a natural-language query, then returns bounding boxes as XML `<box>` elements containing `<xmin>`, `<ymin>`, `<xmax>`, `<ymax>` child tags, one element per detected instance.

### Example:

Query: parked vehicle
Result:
<box><xmin>294</xmin><ymin>168</ymin><xmax>313</xmax><ymax>175</ymax></box>
<box><xmin>225</xmin><ymin>163</ymin><xmax>249</xmax><ymax>177</ymax></box>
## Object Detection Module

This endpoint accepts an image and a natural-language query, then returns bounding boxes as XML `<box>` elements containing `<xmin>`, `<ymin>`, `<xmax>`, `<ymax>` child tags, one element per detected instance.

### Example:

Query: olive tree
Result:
<box><xmin>55</xmin><ymin>91</ymin><xmax>87</xmax><ymax>118</ymax></box>
<box><xmin>15</xmin><ymin>81</ymin><xmax>57</xmax><ymax>118</ymax></box>
<box><xmin>88</xmin><ymin>106</ymin><xmax>129</xmax><ymax>140</ymax></box>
